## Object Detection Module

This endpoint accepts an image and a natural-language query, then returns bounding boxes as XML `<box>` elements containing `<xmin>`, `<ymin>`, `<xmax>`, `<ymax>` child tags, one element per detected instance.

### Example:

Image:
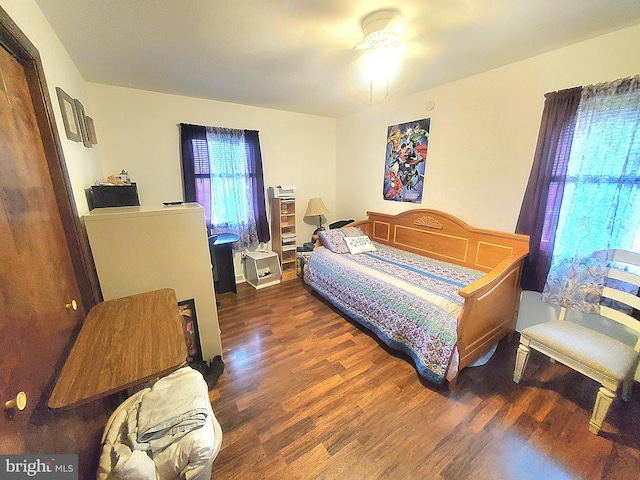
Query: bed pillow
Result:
<box><xmin>318</xmin><ymin>227</ymin><xmax>365</xmax><ymax>254</ymax></box>
<box><xmin>344</xmin><ymin>235</ymin><xmax>376</xmax><ymax>254</ymax></box>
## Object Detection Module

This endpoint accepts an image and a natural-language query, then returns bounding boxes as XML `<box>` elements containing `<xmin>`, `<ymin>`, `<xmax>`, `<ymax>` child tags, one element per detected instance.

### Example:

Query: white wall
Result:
<box><xmin>11</xmin><ymin>0</ymin><xmax>639</xmax><ymax>279</ymax></box>
<box><xmin>85</xmin><ymin>83</ymin><xmax>337</xmax><ymax>277</ymax></box>
<box><xmin>1</xmin><ymin>0</ymin><xmax>102</xmax><ymax>215</ymax></box>
<box><xmin>336</xmin><ymin>24</ymin><xmax>640</xmax><ymax>232</ymax></box>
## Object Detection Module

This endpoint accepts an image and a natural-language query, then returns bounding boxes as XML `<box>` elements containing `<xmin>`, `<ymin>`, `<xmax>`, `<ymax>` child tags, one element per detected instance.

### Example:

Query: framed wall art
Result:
<box><xmin>85</xmin><ymin>116</ymin><xmax>98</xmax><ymax>144</ymax></box>
<box><xmin>55</xmin><ymin>87</ymin><xmax>81</xmax><ymax>142</ymax></box>
<box><xmin>73</xmin><ymin>98</ymin><xmax>92</xmax><ymax>148</ymax></box>
<box><xmin>382</xmin><ymin>118</ymin><xmax>430</xmax><ymax>203</ymax></box>
<box><xmin>178</xmin><ymin>298</ymin><xmax>203</xmax><ymax>365</ymax></box>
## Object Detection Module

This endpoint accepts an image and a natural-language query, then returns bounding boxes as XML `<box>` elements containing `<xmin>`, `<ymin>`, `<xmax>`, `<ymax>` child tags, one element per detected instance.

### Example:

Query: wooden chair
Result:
<box><xmin>513</xmin><ymin>249</ymin><xmax>640</xmax><ymax>434</ymax></box>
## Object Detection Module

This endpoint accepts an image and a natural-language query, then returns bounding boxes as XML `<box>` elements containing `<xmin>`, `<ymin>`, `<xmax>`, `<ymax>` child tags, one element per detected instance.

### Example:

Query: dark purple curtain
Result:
<box><xmin>179</xmin><ymin>123</ymin><xmax>206</xmax><ymax>203</ymax></box>
<box><xmin>516</xmin><ymin>87</ymin><xmax>582</xmax><ymax>291</ymax></box>
<box><xmin>244</xmin><ymin>130</ymin><xmax>270</xmax><ymax>244</ymax></box>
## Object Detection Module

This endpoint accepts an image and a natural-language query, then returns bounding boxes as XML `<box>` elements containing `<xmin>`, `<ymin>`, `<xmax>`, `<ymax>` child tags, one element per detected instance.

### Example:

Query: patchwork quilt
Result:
<box><xmin>304</xmin><ymin>243</ymin><xmax>484</xmax><ymax>384</ymax></box>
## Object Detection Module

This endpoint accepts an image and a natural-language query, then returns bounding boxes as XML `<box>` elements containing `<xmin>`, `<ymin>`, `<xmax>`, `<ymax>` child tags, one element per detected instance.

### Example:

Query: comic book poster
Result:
<box><xmin>383</xmin><ymin>118</ymin><xmax>430</xmax><ymax>203</ymax></box>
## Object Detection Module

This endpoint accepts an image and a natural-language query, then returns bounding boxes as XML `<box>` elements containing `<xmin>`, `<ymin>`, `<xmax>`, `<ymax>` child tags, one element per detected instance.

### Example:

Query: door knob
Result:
<box><xmin>65</xmin><ymin>300</ymin><xmax>78</xmax><ymax>311</ymax></box>
<box><xmin>5</xmin><ymin>391</ymin><xmax>27</xmax><ymax>411</ymax></box>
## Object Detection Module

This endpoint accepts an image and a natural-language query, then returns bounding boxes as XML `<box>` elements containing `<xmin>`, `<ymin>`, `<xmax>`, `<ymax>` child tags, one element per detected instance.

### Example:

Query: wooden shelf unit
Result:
<box><xmin>271</xmin><ymin>197</ymin><xmax>298</xmax><ymax>281</ymax></box>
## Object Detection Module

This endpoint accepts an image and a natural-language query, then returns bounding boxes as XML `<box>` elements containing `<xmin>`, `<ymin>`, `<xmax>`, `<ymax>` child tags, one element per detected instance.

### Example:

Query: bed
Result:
<box><xmin>303</xmin><ymin>209</ymin><xmax>529</xmax><ymax>388</ymax></box>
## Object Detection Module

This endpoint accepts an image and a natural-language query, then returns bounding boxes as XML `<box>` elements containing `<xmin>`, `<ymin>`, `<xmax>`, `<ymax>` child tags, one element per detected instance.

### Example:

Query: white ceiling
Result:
<box><xmin>34</xmin><ymin>0</ymin><xmax>640</xmax><ymax>118</ymax></box>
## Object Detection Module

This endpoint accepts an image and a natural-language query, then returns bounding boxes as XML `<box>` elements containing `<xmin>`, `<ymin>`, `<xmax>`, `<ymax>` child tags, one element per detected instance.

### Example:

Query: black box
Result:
<box><xmin>89</xmin><ymin>184</ymin><xmax>140</xmax><ymax>209</ymax></box>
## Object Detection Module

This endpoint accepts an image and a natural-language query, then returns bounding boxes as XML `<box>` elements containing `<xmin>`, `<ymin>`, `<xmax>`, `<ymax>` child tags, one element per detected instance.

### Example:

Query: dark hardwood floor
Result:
<box><xmin>209</xmin><ymin>280</ymin><xmax>640</xmax><ymax>479</ymax></box>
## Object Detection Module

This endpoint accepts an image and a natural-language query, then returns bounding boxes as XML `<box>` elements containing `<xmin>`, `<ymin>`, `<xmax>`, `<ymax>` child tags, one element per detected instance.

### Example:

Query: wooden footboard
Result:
<box><xmin>456</xmin><ymin>253</ymin><xmax>527</xmax><ymax>372</ymax></box>
<box><xmin>349</xmin><ymin>209</ymin><xmax>529</xmax><ymax>387</ymax></box>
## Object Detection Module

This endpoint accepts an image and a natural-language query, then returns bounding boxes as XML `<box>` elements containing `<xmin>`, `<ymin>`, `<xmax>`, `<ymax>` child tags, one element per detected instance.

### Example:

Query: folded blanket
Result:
<box><xmin>137</xmin><ymin>367</ymin><xmax>209</xmax><ymax>451</ymax></box>
<box><xmin>113</xmin><ymin>445</ymin><xmax>158</xmax><ymax>480</ymax></box>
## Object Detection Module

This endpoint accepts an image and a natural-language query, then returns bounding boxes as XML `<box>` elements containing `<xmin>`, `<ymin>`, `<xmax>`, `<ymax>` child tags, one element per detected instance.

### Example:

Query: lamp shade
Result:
<box><xmin>304</xmin><ymin>197</ymin><xmax>329</xmax><ymax>217</ymax></box>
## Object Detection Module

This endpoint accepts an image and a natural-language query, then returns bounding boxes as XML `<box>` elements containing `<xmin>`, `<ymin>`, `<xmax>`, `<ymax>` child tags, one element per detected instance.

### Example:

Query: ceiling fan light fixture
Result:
<box><xmin>363</xmin><ymin>47</ymin><xmax>400</xmax><ymax>83</ymax></box>
<box><xmin>363</xmin><ymin>29</ymin><xmax>402</xmax><ymax>50</ymax></box>
<box><xmin>361</xmin><ymin>9</ymin><xmax>404</xmax><ymax>50</ymax></box>
<box><xmin>357</xmin><ymin>8</ymin><xmax>405</xmax><ymax>103</ymax></box>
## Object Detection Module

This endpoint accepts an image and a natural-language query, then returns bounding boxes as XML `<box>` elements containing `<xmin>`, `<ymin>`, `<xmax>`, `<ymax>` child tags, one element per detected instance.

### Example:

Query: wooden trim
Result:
<box><xmin>394</xmin><ymin>224</ymin><xmax>469</xmax><ymax>263</ymax></box>
<box><xmin>372</xmin><ymin>220</ymin><xmax>390</xmax><ymax>242</ymax></box>
<box><xmin>364</xmin><ymin>209</ymin><xmax>529</xmax><ymax>273</ymax></box>
<box><xmin>456</xmin><ymin>254</ymin><xmax>525</xmax><ymax>369</ymax></box>
<box><xmin>413</xmin><ymin>215</ymin><xmax>443</xmax><ymax>229</ymax></box>
<box><xmin>0</xmin><ymin>7</ymin><xmax>100</xmax><ymax>309</ymax></box>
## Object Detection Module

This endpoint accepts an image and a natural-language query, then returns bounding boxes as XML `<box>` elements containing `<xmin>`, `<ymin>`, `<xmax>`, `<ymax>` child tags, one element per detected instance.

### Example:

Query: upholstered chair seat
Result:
<box><xmin>521</xmin><ymin>321</ymin><xmax>639</xmax><ymax>385</ymax></box>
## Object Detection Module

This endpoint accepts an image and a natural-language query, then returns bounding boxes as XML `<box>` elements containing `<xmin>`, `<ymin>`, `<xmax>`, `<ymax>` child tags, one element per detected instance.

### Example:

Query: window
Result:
<box><xmin>190</xmin><ymin>136</ymin><xmax>212</xmax><ymax>223</ymax></box>
<box><xmin>180</xmin><ymin>124</ymin><xmax>270</xmax><ymax>250</ymax></box>
<box><xmin>517</xmin><ymin>76</ymin><xmax>640</xmax><ymax>293</ymax></box>
<box><xmin>552</xmin><ymin>85</ymin><xmax>640</xmax><ymax>260</ymax></box>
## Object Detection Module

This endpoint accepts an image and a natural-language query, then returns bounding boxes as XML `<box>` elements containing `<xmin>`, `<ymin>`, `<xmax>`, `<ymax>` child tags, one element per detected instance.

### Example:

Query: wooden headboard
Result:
<box><xmin>351</xmin><ymin>209</ymin><xmax>529</xmax><ymax>273</ymax></box>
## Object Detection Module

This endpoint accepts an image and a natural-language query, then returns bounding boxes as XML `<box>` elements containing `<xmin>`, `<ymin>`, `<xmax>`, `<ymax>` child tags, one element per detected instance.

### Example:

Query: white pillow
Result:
<box><xmin>344</xmin><ymin>235</ymin><xmax>376</xmax><ymax>254</ymax></box>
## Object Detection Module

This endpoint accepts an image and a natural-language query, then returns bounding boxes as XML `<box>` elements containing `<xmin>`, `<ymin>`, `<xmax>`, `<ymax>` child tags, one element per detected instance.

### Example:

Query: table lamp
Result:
<box><xmin>304</xmin><ymin>197</ymin><xmax>329</xmax><ymax>230</ymax></box>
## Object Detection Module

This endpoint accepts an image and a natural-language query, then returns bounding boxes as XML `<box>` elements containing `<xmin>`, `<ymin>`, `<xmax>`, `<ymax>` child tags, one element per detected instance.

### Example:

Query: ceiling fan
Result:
<box><xmin>353</xmin><ymin>8</ymin><xmax>406</xmax><ymax>96</ymax></box>
<box><xmin>354</xmin><ymin>8</ymin><xmax>405</xmax><ymax>52</ymax></box>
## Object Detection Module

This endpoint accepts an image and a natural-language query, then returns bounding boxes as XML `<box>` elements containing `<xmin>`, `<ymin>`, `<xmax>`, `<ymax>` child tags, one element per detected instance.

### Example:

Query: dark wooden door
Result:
<box><xmin>0</xmin><ymin>9</ymin><xmax>108</xmax><ymax>479</ymax></box>
<box><xmin>0</xmin><ymin>32</ymin><xmax>83</xmax><ymax>442</ymax></box>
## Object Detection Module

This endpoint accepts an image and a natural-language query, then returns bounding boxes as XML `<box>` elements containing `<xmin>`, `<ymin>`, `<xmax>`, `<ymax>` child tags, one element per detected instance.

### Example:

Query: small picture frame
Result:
<box><xmin>85</xmin><ymin>116</ymin><xmax>98</xmax><ymax>144</ymax></box>
<box><xmin>55</xmin><ymin>87</ymin><xmax>81</xmax><ymax>142</ymax></box>
<box><xmin>73</xmin><ymin>98</ymin><xmax>92</xmax><ymax>148</ymax></box>
<box><xmin>178</xmin><ymin>299</ymin><xmax>203</xmax><ymax>364</ymax></box>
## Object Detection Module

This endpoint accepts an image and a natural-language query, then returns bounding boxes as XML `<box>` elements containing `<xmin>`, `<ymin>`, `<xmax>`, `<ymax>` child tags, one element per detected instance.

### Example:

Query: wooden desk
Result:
<box><xmin>48</xmin><ymin>288</ymin><xmax>187</xmax><ymax>409</ymax></box>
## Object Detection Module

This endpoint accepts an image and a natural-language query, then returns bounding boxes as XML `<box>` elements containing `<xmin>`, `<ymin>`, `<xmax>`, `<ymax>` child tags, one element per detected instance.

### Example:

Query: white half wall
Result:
<box><xmin>336</xmin><ymin>23</ymin><xmax>640</xmax><ymax>232</ymax></box>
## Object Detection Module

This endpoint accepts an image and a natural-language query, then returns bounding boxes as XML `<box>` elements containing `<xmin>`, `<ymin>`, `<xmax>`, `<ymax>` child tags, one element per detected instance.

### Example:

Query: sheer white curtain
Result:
<box><xmin>543</xmin><ymin>76</ymin><xmax>640</xmax><ymax>311</ymax></box>
<box><xmin>206</xmin><ymin>126</ymin><xmax>259</xmax><ymax>250</ymax></box>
